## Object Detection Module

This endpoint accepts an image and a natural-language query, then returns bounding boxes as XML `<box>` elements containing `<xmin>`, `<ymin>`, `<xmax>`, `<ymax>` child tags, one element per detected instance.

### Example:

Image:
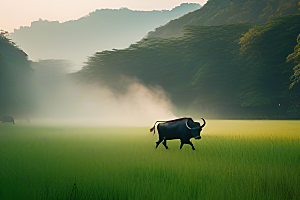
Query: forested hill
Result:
<box><xmin>0</xmin><ymin>31</ymin><xmax>35</xmax><ymax>116</ymax></box>
<box><xmin>147</xmin><ymin>0</ymin><xmax>299</xmax><ymax>38</ymax></box>
<box><xmin>8</xmin><ymin>3</ymin><xmax>200</xmax><ymax>67</ymax></box>
<box><xmin>74</xmin><ymin>13</ymin><xmax>300</xmax><ymax>119</ymax></box>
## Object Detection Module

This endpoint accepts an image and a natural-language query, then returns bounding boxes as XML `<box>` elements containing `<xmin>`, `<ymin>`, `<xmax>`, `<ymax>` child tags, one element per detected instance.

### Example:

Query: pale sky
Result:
<box><xmin>0</xmin><ymin>0</ymin><xmax>207</xmax><ymax>32</ymax></box>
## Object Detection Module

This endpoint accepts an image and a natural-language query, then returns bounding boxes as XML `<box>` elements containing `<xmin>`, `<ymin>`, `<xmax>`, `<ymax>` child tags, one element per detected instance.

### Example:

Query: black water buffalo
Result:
<box><xmin>0</xmin><ymin>116</ymin><xmax>15</xmax><ymax>124</ymax></box>
<box><xmin>150</xmin><ymin>117</ymin><xmax>206</xmax><ymax>150</ymax></box>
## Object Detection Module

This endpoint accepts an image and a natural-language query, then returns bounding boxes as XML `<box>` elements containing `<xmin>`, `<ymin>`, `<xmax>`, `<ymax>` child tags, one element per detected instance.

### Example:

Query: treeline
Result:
<box><xmin>148</xmin><ymin>0</ymin><xmax>299</xmax><ymax>38</ymax></box>
<box><xmin>287</xmin><ymin>33</ymin><xmax>300</xmax><ymax>89</ymax></box>
<box><xmin>75</xmin><ymin>14</ymin><xmax>300</xmax><ymax>119</ymax></box>
<box><xmin>0</xmin><ymin>31</ymin><xmax>35</xmax><ymax>116</ymax></box>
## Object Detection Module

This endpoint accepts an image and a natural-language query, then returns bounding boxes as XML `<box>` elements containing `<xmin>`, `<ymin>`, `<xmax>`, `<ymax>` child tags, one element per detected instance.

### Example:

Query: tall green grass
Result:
<box><xmin>0</xmin><ymin>120</ymin><xmax>299</xmax><ymax>199</ymax></box>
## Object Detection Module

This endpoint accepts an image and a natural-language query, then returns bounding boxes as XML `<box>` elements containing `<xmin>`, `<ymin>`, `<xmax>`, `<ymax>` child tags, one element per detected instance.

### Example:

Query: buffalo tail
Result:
<box><xmin>150</xmin><ymin>125</ymin><xmax>156</xmax><ymax>136</ymax></box>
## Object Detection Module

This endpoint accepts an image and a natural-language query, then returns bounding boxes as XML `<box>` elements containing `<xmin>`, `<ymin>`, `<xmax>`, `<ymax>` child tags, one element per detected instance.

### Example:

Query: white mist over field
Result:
<box><xmin>30</xmin><ymin>61</ymin><xmax>175</xmax><ymax>126</ymax></box>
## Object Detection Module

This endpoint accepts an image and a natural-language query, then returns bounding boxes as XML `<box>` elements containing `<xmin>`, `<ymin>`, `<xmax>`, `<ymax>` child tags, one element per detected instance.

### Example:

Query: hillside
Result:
<box><xmin>8</xmin><ymin>3</ymin><xmax>201</xmax><ymax>70</ymax></box>
<box><xmin>0</xmin><ymin>31</ymin><xmax>35</xmax><ymax>116</ymax></box>
<box><xmin>147</xmin><ymin>0</ymin><xmax>299</xmax><ymax>38</ymax></box>
<box><xmin>74</xmin><ymin>14</ymin><xmax>300</xmax><ymax>119</ymax></box>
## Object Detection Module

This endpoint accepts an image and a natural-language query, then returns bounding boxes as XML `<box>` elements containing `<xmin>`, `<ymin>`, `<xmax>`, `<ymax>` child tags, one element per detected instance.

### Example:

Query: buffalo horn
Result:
<box><xmin>200</xmin><ymin>118</ymin><xmax>206</xmax><ymax>128</ymax></box>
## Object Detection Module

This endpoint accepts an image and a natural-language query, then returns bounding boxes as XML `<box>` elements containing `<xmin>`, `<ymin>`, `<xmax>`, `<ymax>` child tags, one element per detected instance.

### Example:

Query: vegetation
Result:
<box><xmin>287</xmin><ymin>34</ymin><xmax>300</xmax><ymax>88</ymax></box>
<box><xmin>0</xmin><ymin>30</ymin><xmax>35</xmax><ymax>116</ymax></box>
<box><xmin>2</xmin><ymin>1</ymin><xmax>300</xmax><ymax>119</ymax></box>
<box><xmin>148</xmin><ymin>0</ymin><xmax>299</xmax><ymax>38</ymax></box>
<box><xmin>0</xmin><ymin>121</ymin><xmax>299</xmax><ymax>199</ymax></box>
<box><xmin>75</xmin><ymin>14</ymin><xmax>300</xmax><ymax>118</ymax></box>
<box><xmin>237</xmin><ymin>14</ymin><xmax>300</xmax><ymax>113</ymax></box>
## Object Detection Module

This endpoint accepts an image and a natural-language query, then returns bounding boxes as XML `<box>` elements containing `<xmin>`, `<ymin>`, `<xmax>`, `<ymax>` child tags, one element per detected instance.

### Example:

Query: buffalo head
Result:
<box><xmin>188</xmin><ymin>118</ymin><xmax>206</xmax><ymax>140</ymax></box>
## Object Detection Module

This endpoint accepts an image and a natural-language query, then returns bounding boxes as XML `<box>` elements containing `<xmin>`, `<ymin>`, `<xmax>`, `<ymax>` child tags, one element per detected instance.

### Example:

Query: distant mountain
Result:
<box><xmin>147</xmin><ymin>0</ymin><xmax>299</xmax><ymax>38</ymax></box>
<box><xmin>8</xmin><ymin>3</ymin><xmax>201</xmax><ymax>70</ymax></box>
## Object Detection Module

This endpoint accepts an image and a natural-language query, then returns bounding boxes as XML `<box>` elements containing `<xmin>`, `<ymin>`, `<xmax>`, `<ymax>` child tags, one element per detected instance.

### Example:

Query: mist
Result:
<box><xmin>8</xmin><ymin>3</ymin><xmax>201</xmax><ymax>72</ymax></box>
<box><xmin>29</xmin><ymin>60</ymin><xmax>175</xmax><ymax>126</ymax></box>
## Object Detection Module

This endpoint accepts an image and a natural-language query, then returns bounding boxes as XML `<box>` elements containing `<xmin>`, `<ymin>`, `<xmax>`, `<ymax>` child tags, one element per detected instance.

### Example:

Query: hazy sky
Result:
<box><xmin>0</xmin><ymin>0</ymin><xmax>207</xmax><ymax>32</ymax></box>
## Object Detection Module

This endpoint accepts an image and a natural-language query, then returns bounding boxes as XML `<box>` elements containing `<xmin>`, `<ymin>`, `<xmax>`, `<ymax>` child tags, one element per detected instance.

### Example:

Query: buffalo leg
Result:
<box><xmin>156</xmin><ymin>138</ymin><xmax>163</xmax><ymax>148</ymax></box>
<box><xmin>180</xmin><ymin>142</ymin><xmax>184</xmax><ymax>149</ymax></box>
<box><xmin>187</xmin><ymin>141</ymin><xmax>195</xmax><ymax>150</ymax></box>
<box><xmin>162</xmin><ymin>139</ymin><xmax>169</xmax><ymax>149</ymax></box>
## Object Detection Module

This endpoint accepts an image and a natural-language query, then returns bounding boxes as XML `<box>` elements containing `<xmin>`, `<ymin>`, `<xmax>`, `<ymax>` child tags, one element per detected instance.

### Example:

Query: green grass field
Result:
<box><xmin>0</xmin><ymin>120</ymin><xmax>299</xmax><ymax>200</ymax></box>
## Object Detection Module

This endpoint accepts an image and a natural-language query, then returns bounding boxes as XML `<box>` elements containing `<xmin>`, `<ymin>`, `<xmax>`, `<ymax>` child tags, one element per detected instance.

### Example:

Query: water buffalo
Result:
<box><xmin>0</xmin><ymin>116</ymin><xmax>15</xmax><ymax>124</ymax></box>
<box><xmin>150</xmin><ymin>117</ymin><xmax>206</xmax><ymax>150</ymax></box>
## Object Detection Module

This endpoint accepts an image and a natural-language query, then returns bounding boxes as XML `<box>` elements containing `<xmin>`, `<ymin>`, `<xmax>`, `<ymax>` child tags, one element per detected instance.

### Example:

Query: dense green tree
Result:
<box><xmin>286</xmin><ymin>33</ymin><xmax>300</xmax><ymax>115</ymax></box>
<box><xmin>287</xmin><ymin>34</ymin><xmax>300</xmax><ymax>88</ymax></box>
<box><xmin>0</xmin><ymin>30</ymin><xmax>35</xmax><ymax>116</ymax></box>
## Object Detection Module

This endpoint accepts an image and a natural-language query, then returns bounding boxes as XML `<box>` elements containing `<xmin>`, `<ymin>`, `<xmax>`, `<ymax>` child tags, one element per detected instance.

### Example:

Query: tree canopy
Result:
<box><xmin>74</xmin><ymin>14</ymin><xmax>300</xmax><ymax>119</ymax></box>
<box><xmin>287</xmin><ymin>34</ymin><xmax>300</xmax><ymax>88</ymax></box>
<box><xmin>0</xmin><ymin>30</ymin><xmax>35</xmax><ymax>116</ymax></box>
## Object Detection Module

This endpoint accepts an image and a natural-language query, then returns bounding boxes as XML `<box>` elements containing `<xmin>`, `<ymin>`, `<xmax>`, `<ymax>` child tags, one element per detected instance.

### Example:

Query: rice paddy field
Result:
<box><xmin>0</xmin><ymin>120</ymin><xmax>299</xmax><ymax>200</ymax></box>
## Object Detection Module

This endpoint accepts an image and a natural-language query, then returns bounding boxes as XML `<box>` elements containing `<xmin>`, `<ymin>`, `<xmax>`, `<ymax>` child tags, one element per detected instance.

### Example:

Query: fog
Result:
<box><xmin>8</xmin><ymin>3</ymin><xmax>201</xmax><ymax>72</ymax></box>
<box><xmin>29</xmin><ymin>60</ymin><xmax>175</xmax><ymax>126</ymax></box>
